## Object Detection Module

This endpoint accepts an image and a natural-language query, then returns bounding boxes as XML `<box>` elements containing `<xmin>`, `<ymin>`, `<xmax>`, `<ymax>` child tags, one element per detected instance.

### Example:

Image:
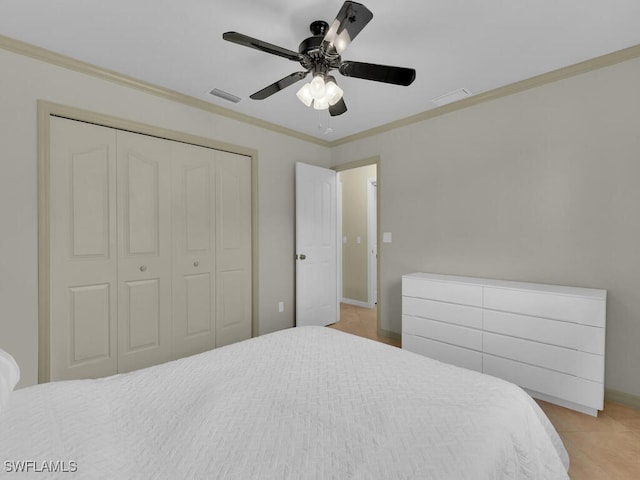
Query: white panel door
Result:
<box><xmin>171</xmin><ymin>141</ymin><xmax>217</xmax><ymax>358</ymax></box>
<box><xmin>295</xmin><ymin>162</ymin><xmax>338</xmax><ymax>327</ymax></box>
<box><xmin>215</xmin><ymin>151</ymin><xmax>252</xmax><ymax>347</ymax></box>
<box><xmin>49</xmin><ymin>117</ymin><xmax>118</xmax><ymax>380</ymax></box>
<box><xmin>117</xmin><ymin>131</ymin><xmax>173</xmax><ymax>372</ymax></box>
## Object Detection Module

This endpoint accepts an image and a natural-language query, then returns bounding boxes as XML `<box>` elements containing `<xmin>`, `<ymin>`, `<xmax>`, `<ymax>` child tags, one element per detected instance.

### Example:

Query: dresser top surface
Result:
<box><xmin>403</xmin><ymin>272</ymin><xmax>606</xmax><ymax>300</ymax></box>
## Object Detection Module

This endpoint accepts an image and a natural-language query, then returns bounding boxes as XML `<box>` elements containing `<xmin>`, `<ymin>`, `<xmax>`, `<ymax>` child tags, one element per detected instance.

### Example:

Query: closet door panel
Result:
<box><xmin>68</xmin><ymin>284</ymin><xmax>111</xmax><ymax>364</ymax></box>
<box><xmin>219</xmin><ymin>270</ymin><xmax>245</xmax><ymax>333</ymax></box>
<box><xmin>124</xmin><ymin>279</ymin><xmax>161</xmax><ymax>350</ymax></box>
<box><xmin>184</xmin><ymin>274</ymin><xmax>212</xmax><ymax>335</ymax></box>
<box><xmin>117</xmin><ymin>131</ymin><xmax>173</xmax><ymax>372</ymax></box>
<box><xmin>184</xmin><ymin>164</ymin><xmax>211</xmax><ymax>251</ymax></box>
<box><xmin>70</xmin><ymin>154</ymin><xmax>111</xmax><ymax>257</ymax></box>
<box><xmin>171</xmin><ymin>142</ymin><xmax>216</xmax><ymax>358</ymax></box>
<box><xmin>49</xmin><ymin>117</ymin><xmax>118</xmax><ymax>381</ymax></box>
<box><xmin>125</xmin><ymin>155</ymin><xmax>159</xmax><ymax>255</ymax></box>
<box><xmin>215</xmin><ymin>151</ymin><xmax>252</xmax><ymax>347</ymax></box>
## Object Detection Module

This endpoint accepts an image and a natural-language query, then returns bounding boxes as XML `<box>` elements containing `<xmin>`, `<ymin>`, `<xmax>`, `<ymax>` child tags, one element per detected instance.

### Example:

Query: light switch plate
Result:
<box><xmin>383</xmin><ymin>232</ymin><xmax>392</xmax><ymax>243</ymax></box>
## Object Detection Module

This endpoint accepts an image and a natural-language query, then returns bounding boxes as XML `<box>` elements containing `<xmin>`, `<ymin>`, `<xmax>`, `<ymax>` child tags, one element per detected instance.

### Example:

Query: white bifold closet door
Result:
<box><xmin>215</xmin><ymin>151</ymin><xmax>252</xmax><ymax>347</ymax></box>
<box><xmin>49</xmin><ymin>119</ymin><xmax>119</xmax><ymax>380</ymax></box>
<box><xmin>48</xmin><ymin>116</ymin><xmax>251</xmax><ymax>381</ymax></box>
<box><xmin>171</xmin><ymin>142</ymin><xmax>217</xmax><ymax>360</ymax></box>
<box><xmin>116</xmin><ymin>131</ymin><xmax>173</xmax><ymax>373</ymax></box>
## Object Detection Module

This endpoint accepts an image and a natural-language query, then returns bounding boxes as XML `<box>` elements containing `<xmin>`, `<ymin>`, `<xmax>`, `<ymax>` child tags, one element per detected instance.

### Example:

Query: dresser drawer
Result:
<box><xmin>403</xmin><ymin>315</ymin><xmax>482</xmax><ymax>351</ymax></box>
<box><xmin>484</xmin><ymin>287</ymin><xmax>606</xmax><ymax>327</ymax></box>
<box><xmin>483</xmin><ymin>332</ymin><xmax>604</xmax><ymax>382</ymax></box>
<box><xmin>483</xmin><ymin>354</ymin><xmax>603</xmax><ymax>411</ymax></box>
<box><xmin>402</xmin><ymin>273</ymin><xmax>607</xmax><ymax>415</ymax></box>
<box><xmin>483</xmin><ymin>309</ymin><xmax>605</xmax><ymax>355</ymax></box>
<box><xmin>402</xmin><ymin>296</ymin><xmax>482</xmax><ymax>329</ymax></box>
<box><xmin>402</xmin><ymin>277</ymin><xmax>482</xmax><ymax>307</ymax></box>
<box><xmin>402</xmin><ymin>333</ymin><xmax>482</xmax><ymax>372</ymax></box>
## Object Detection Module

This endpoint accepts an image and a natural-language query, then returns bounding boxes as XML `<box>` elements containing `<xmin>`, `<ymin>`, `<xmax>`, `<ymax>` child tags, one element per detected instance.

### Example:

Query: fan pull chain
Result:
<box><xmin>317</xmin><ymin>110</ymin><xmax>333</xmax><ymax>135</ymax></box>
<box><xmin>325</xmin><ymin>112</ymin><xmax>333</xmax><ymax>135</ymax></box>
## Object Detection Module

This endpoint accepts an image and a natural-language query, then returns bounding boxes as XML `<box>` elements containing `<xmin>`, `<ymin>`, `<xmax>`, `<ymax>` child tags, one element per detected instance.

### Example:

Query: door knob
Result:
<box><xmin>299</xmin><ymin>254</ymin><xmax>306</xmax><ymax>260</ymax></box>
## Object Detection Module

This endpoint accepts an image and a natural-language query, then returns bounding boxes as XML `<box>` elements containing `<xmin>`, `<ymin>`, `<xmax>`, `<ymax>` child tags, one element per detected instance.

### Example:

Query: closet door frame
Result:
<box><xmin>37</xmin><ymin>100</ymin><xmax>259</xmax><ymax>383</ymax></box>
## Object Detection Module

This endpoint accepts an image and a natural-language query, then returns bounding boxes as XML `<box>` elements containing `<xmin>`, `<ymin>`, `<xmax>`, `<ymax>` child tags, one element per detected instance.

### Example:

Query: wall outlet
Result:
<box><xmin>278</xmin><ymin>301</ymin><xmax>284</xmax><ymax>313</ymax></box>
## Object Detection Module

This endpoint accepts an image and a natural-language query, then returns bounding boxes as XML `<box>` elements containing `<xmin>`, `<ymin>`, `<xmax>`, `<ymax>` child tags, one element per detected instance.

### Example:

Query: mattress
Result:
<box><xmin>0</xmin><ymin>327</ymin><xmax>569</xmax><ymax>479</ymax></box>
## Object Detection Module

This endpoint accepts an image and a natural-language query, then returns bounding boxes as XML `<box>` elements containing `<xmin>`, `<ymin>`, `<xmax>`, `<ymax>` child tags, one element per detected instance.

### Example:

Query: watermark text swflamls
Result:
<box><xmin>4</xmin><ymin>460</ymin><xmax>78</xmax><ymax>473</ymax></box>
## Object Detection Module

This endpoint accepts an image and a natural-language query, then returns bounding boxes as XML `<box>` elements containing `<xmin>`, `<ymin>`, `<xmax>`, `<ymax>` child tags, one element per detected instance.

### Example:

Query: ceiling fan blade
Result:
<box><xmin>322</xmin><ymin>1</ymin><xmax>373</xmax><ymax>55</ymax></box>
<box><xmin>329</xmin><ymin>97</ymin><xmax>347</xmax><ymax>117</ymax></box>
<box><xmin>339</xmin><ymin>61</ymin><xmax>416</xmax><ymax>86</ymax></box>
<box><xmin>223</xmin><ymin>32</ymin><xmax>303</xmax><ymax>62</ymax></box>
<box><xmin>250</xmin><ymin>71</ymin><xmax>309</xmax><ymax>100</ymax></box>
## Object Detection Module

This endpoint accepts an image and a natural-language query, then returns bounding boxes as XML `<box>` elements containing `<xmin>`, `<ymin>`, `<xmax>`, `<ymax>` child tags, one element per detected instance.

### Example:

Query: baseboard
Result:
<box><xmin>341</xmin><ymin>298</ymin><xmax>371</xmax><ymax>308</ymax></box>
<box><xmin>605</xmin><ymin>388</ymin><xmax>640</xmax><ymax>409</ymax></box>
<box><xmin>378</xmin><ymin>327</ymin><xmax>400</xmax><ymax>341</ymax></box>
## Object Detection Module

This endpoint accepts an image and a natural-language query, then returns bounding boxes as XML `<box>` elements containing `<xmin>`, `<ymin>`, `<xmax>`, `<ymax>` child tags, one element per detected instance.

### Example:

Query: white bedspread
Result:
<box><xmin>0</xmin><ymin>327</ymin><xmax>568</xmax><ymax>479</ymax></box>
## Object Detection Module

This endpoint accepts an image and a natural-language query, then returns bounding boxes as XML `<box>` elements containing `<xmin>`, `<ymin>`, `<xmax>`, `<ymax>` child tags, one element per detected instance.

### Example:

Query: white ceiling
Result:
<box><xmin>2</xmin><ymin>0</ymin><xmax>640</xmax><ymax>141</ymax></box>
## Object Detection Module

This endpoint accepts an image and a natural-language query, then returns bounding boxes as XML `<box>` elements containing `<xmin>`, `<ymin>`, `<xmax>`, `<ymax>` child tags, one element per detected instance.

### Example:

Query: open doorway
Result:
<box><xmin>338</xmin><ymin>164</ymin><xmax>377</xmax><ymax>308</ymax></box>
<box><xmin>335</xmin><ymin>159</ymin><xmax>381</xmax><ymax>341</ymax></box>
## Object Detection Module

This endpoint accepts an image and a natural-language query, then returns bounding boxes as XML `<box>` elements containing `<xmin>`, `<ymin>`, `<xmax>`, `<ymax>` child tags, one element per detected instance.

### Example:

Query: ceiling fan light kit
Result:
<box><xmin>222</xmin><ymin>1</ymin><xmax>416</xmax><ymax>117</ymax></box>
<box><xmin>296</xmin><ymin>75</ymin><xmax>344</xmax><ymax>109</ymax></box>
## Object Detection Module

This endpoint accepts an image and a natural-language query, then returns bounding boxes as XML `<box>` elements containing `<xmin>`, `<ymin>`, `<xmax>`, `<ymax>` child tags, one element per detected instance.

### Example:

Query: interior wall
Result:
<box><xmin>0</xmin><ymin>47</ymin><xmax>331</xmax><ymax>388</ymax></box>
<box><xmin>331</xmin><ymin>56</ymin><xmax>640</xmax><ymax>398</ymax></box>
<box><xmin>340</xmin><ymin>164</ymin><xmax>376</xmax><ymax>303</ymax></box>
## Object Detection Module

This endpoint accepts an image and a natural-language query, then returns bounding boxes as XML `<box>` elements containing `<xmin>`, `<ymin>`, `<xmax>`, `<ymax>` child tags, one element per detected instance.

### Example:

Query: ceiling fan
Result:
<box><xmin>222</xmin><ymin>1</ymin><xmax>416</xmax><ymax>116</ymax></box>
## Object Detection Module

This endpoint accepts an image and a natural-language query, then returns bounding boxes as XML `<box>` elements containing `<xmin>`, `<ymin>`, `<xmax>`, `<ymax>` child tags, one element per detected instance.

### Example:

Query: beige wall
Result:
<box><xmin>4</xmin><ymin>38</ymin><xmax>640</xmax><ymax>401</ymax></box>
<box><xmin>0</xmin><ymin>47</ymin><xmax>331</xmax><ymax>388</ymax></box>
<box><xmin>331</xmin><ymin>55</ymin><xmax>640</xmax><ymax>398</ymax></box>
<box><xmin>340</xmin><ymin>164</ymin><xmax>376</xmax><ymax>303</ymax></box>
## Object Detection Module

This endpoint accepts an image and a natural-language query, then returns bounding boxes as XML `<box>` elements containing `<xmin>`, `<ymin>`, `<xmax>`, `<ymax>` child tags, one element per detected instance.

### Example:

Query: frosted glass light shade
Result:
<box><xmin>296</xmin><ymin>83</ymin><xmax>313</xmax><ymax>107</ymax></box>
<box><xmin>313</xmin><ymin>97</ymin><xmax>329</xmax><ymax>110</ymax></box>
<box><xmin>324</xmin><ymin>81</ymin><xmax>343</xmax><ymax>106</ymax></box>
<box><xmin>297</xmin><ymin>76</ymin><xmax>344</xmax><ymax>110</ymax></box>
<box><xmin>309</xmin><ymin>75</ymin><xmax>326</xmax><ymax>100</ymax></box>
<box><xmin>324</xmin><ymin>20</ymin><xmax>352</xmax><ymax>54</ymax></box>
<box><xmin>333</xmin><ymin>30</ymin><xmax>352</xmax><ymax>55</ymax></box>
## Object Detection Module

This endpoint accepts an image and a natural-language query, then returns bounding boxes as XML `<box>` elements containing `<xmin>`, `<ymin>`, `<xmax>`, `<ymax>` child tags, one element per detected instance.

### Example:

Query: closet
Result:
<box><xmin>47</xmin><ymin>116</ymin><xmax>251</xmax><ymax>381</ymax></box>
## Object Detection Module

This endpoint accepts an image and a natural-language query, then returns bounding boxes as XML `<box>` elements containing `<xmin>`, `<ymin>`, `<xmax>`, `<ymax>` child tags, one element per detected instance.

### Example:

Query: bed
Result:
<box><xmin>0</xmin><ymin>327</ymin><xmax>568</xmax><ymax>479</ymax></box>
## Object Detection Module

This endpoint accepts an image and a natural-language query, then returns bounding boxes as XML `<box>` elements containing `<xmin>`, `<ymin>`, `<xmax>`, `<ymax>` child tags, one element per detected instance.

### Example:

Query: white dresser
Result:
<box><xmin>402</xmin><ymin>273</ymin><xmax>606</xmax><ymax>416</ymax></box>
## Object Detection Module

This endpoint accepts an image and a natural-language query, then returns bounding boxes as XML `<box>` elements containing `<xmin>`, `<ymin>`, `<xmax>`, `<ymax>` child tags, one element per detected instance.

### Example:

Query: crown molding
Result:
<box><xmin>0</xmin><ymin>34</ymin><xmax>330</xmax><ymax>147</ymax></box>
<box><xmin>331</xmin><ymin>43</ymin><xmax>640</xmax><ymax>147</ymax></box>
<box><xmin>3</xmin><ymin>34</ymin><xmax>640</xmax><ymax>149</ymax></box>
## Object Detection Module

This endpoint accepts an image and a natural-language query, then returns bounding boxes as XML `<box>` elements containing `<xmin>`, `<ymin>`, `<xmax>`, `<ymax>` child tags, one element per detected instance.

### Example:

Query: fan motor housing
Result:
<box><xmin>309</xmin><ymin>20</ymin><xmax>329</xmax><ymax>36</ymax></box>
<box><xmin>299</xmin><ymin>21</ymin><xmax>340</xmax><ymax>73</ymax></box>
<box><xmin>298</xmin><ymin>35</ymin><xmax>323</xmax><ymax>55</ymax></box>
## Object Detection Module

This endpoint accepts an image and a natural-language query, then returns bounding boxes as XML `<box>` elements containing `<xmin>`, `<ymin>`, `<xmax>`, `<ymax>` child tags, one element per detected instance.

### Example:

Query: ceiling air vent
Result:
<box><xmin>209</xmin><ymin>88</ymin><xmax>241</xmax><ymax>103</ymax></box>
<box><xmin>431</xmin><ymin>88</ymin><xmax>472</xmax><ymax>107</ymax></box>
